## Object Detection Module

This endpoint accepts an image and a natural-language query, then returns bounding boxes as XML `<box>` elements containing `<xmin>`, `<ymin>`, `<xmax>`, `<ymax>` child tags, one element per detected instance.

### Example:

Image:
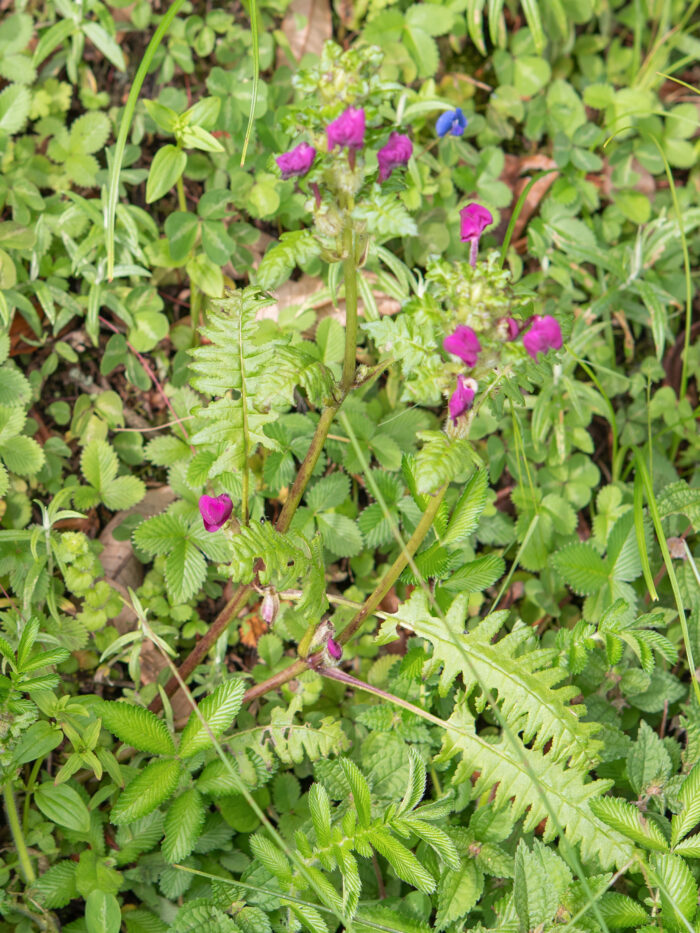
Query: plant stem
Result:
<box><xmin>341</xmin><ymin>226</ymin><xmax>359</xmax><ymax>393</ymax></box>
<box><xmin>153</xmin><ymin>240</ymin><xmax>363</xmax><ymax>707</ymax></box>
<box><xmin>275</xmin><ymin>404</ymin><xmax>340</xmax><ymax>533</ymax></box>
<box><xmin>176</xmin><ymin>172</ymin><xmax>187</xmax><ymax>212</ymax></box>
<box><xmin>3</xmin><ymin>781</ymin><xmax>35</xmax><ymax>884</ymax></box>
<box><xmin>337</xmin><ymin>484</ymin><xmax>447</xmax><ymax>646</ymax></box>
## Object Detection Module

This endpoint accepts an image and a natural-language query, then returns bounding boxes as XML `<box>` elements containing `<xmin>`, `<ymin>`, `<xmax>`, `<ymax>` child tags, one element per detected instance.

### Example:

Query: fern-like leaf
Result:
<box><xmin>437</xmin><ymin>701</ymin><xmax>633</xmax><ymax>869</ymax></box>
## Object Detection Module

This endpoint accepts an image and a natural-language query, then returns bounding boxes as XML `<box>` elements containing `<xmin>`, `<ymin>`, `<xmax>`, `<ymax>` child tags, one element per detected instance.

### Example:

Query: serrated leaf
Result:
<box><xmin>653</xmin><ymin>852</ymin><xmax>698</xmax><ymax>930</ymax></box>
<box><xmin>309</xmin><ymin>782</ymin><xmax>332</xmax><ymax>847</ymax></box>
<box><xmin>165</xmin><ymin>538</ymin><xmax>207</xmax><ymax>604</ymax></box>
<box><xmin>133</xmin><ymin>513</ymin><xmax>187</xmax><ymax>556</ymax></box>
<box><xmin>69</xmin><ymin>111</ymin><xmax>111</xmax><ymax>155</ymax></box>
<box><xmin>306</xmin><ymin>472</ymin><xmax>350</xmax><ymax>513</ymax></box>
<box><xmin>0</xmin><ymin>83</ymin><xmax>31</xmax><ymax>134</ymax></box>
<box><xmin>103</xmin><ymin>475</ymin><xmax>146</xmax><ymax>510</ymax></box>
<box><xmin>112</xmin><ymin>759</ymin><xmax>182</xmax><ymax>824</ymax></box>
<box><xmin>550</xmin><ymin>542</ymin><xmax>608</xmax><ymax>595</ymax></box>
<box><xmin>0</xmin><ymin>365</ymin><xmax>31</xmax><ymax>406</ymax></box>
<box><xmin>589</xmin><ymin>796</ymin><xmax>668</xmax><ymax>852</ymax></box>
<box><xmin>145</xmin><ymin>436</ymin><xmax>191</xmax><ymax>467</ymax></box>
<box><xmin>85</xmin><ymin>889</ymin><xmax>121</xmax><ymax>933</ymax></box>
<box><xmin>672</xmin><ymin>761</ymin><xmax>700</xmax><ymax>845</ymax></box>
<box><xmin>435</xmin><ymin>860</ymin><xmax>483</xmax><ymax>930</ymax></box>
<box><xmin>178</xmin><ymin>678</ymin><xmax>246</xmax><ymax>759</ymax></box>
<box><xmin>81</xmin><ymin>439</ymin><xmax>117</xmax><ymax>490</ymax></box>
<box><xmin>317</xmin><ymin>513</ymin><xmax>363</xmax><ymax>558</ymax></box>
<box><xmin>162</xmin><ymin>788</ymin><xmax>206</xmax><ymax>863</ymax></box>
<box><xmin>0</xmin><ymin>434</ymin><xmax>44</xmax><ymax>475</ymax></box>
<box><xmin>439</xmin><ymin>553</ymin><xmax>505</xmax><ymax>594</ymax></box>
<box><xmin>368</xmin><ymin>828</ymin><xmax>436</xmax><ymax>893</ymax></box>
<box><xmin>444</xmin><ymin>469</ymin><xmax>488</xmax><ymax>545</ymax></box>
<box><xmin>340</xmin><ymin>759</ymin><xmax>372</xmax><ymax>827</ymax></box>
<box><xmin>30</xmin><ymin>860</ymin><xmax>78</xmax><ymax>909</ymax></box>
<box><xmin>98</xmin><ymin>701</ymin><xmax>175</xmax><ymax>756</ymax></box>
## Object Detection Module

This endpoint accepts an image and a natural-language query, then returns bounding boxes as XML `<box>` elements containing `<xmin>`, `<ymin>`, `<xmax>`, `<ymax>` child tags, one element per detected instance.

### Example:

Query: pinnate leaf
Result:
<box><xmin>112</xmin><ymin>759</ymin><xmax>182</xmax><ymax>824</ymax></box>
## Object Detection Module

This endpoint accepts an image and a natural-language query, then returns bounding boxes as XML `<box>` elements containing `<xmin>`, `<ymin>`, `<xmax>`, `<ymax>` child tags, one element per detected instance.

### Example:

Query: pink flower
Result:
<box><xmin>443</xmin><ymin>325</ymin><xmax>481</xmax><ymax>367</ymax></box>
<box><xmin>506</xmin><ymin>318</ymin><xmax>520</xmax><ymax>340</ymax></box>
<box><xmin>460</xmin><ymin>203</ymin><xmax>493</xmax><ymax>267</ymax></box>
<box><xmin>377</xmin><ymin>131</ymin><xmax>412</xmax><ymax>182</ymax></box>
<box><xmin>522</xmin><ymin>315</ymin><xmax>563</xmax><ymax>360</ymax></box>
<box><xmin>449</xmin><ymin>375</ymin><xmax>476</xmax><ymax>423</ymax></box>
<box><xmin>327</xmin><ymin>637</ymin><xmax>342</xmax><ymax>660</ymax></box>
<box><xmin>199</xmin><ymin>494</ymin><xmax>233</xmax><ymax>532</ymax></box>
<box><xmin>327</xmin><ymin>107</ymin><xmax>365</xmax><ymax>151</ymax></box>
<box><xmin>276</xmin><ymin>142</ymin><xmax>316</xmax><ymax>180</ymax></box>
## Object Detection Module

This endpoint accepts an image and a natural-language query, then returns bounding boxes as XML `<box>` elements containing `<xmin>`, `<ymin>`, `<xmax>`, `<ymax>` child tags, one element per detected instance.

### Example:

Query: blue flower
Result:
<box><xmin>436</xmin><ymin>108</ymin><xmax>467</xmax><ymax>137</ymax></box>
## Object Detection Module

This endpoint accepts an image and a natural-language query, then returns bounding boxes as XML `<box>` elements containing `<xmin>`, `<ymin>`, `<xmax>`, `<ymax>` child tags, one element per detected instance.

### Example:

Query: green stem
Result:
<box><xmin>3</xmin><ymin>781</ymin><xmax>35</xmax><ymax>884</ymax></box>
<box><xmin>176</xmin><ymin>171</ymin><xmax>187</xmax><ymax>212</ymax></box>
<box><xmin>106</xmin><ymin>0</ymin><xmax>188</xmax><ymax>279</ymax></box>
<box><xmin>276</xmin><ymin>404</ymin><xmax>339</xmax><ymax>534</ymax></box>
<box><xmin>337</xmin><ymin>484</ymin><xmax>447</xmax><ymax>646</ymax></box>
<box><xmin>341</xmin><ymin>227</ymin><xmax>359</xmax><ymax>393</ymax></box>
<box><xmin>22</xmin><ymin>757</ymin><xmax>42</xmax><ymax>833</ymax></box>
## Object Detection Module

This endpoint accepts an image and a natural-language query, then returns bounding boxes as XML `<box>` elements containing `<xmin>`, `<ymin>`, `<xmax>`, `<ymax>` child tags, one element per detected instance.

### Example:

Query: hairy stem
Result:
<box><xmin>3</xmin><ymin>781</ymin><xmax>35</xmax><ymax>884</ymax></box>
<box><xmin>341</xmin><ymin>226</ymin><xmax>359</xmax><ymax>393</ymax></box>
<box><xmin>337</xmin><ymin>484</ymin><xmax>447</xmax><ymax>646</ymax></box>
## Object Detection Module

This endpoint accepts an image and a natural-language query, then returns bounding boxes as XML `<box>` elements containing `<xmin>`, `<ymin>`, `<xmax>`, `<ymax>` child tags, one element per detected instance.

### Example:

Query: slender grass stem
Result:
<box><xmin>341</xmin><ymin>226</ymin><xmax>359</xmax><ymax>393</ymax></box>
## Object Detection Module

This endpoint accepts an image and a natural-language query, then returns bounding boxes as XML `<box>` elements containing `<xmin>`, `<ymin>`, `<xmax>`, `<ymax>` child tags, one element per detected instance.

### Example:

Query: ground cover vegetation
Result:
<box><xmin>0</xmin><ymin>0</ymin><xmax>699</xmax><ymax>930</ymax></box>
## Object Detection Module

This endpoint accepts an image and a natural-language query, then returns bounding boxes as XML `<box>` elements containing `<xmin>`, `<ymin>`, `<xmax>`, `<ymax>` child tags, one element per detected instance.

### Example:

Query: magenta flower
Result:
<box><xmin>460</xmin><ymin>203</ymin><xmax>493</xmax><ymax>267</ymax></box>
<box><xmin>443</xmin><ymin>325</ymin><xmax>481</xmax><ymax>367</ymax></box>
<box><xmin>506</xmin><ymin>318</ymin><xmax>520</xmax><ymax>340</ymax></box>
<box><xmin>327</xmin><ymin>107</ymin><xmax>365</xmax><ymax>151</ymax></box>
<box><xmin>449</xmin><ymin>376</ymin><xmax>476</xmax><ymax>423</ymax></box>
<box><xmin>377</xmin><ymin>131</ymin><xmax>412</xmax><ymax>182</ymax></box>
<box><xmin>327</xmin><ymin>637</ymin><xmax>342</xmax><ymax>661</ymax></box>
<box><xmin>276</xmin><ymin>142</ymin><xmax>316</xmax><ymax>180</ymax></box>
<box><xmin>199</xmin><ymin>494</ymin><xmax>233</xmax><ymax>532</ymax></box>
<box><xmin>522</xmin><ymin>315</ymin><xmax>563</xmax><ymax>360</ymax></box>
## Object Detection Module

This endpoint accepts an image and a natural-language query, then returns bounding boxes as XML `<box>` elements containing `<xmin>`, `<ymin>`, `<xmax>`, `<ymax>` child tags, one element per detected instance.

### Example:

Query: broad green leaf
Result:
<box><xmin>0</xmin><ymin>84</ymin><xmax>31</xmax><ymax>134</ymax></box>
<box><xmin>81</xmin><ymin>439</ymin><xmax>117</xmax><ymax>490</ymax></box>
<box><xmin>35</xmin><ymin>782</ymin><xmax>91</xmax><ymax>833</ymax></box>
<box><xmin>146</xmin><ymin>145</ymin><xmax>187</xmax><ymax>204</ymax></box>
<box><xmin>69</xmin><ymin>112</ymin><xmax>111</xmax><ymax>155</ymax></box>
<box><xmin>103</xmin><ymin>476</ymin><xmax>146</xmax><ymax>510</ymax></box>
<box><xmin>82</xmin><ymin>22</ymin><xmax>126</xmax><ymax>71</ymax></box>
<box><xmin>653</xmin><ymin>853</ymin><xmax>698</xmax><ymax>930</ymax></box>
<box><xmin>672</xmin><ymin>761</ymin><xmax>700</xmax><ymax>845</ymax></box>
<box><xmin>306</xmin><ymin>473</ymin><xmax>350</xmax><ymax>513</ymax></box>
<box><xmin>164</xmin><ymin>211</ymin><xmax>199</xmax><ymax>262</ymax></box>
<box><xmin>98</xmin><ymin>701</ymin><xmax>175</xmax><ymax>757</ymax></box>
<box><xmin>133</xmin><ymin>512</ymin><xmax>187</xmax><ymax>556</ymax></box>
<box><xmin>589</xmin><ymin>796</ymin><xmax>668</xmax><ymax>852</ymax></box>
<box><xmin>112</xmin><ymin>759</ymin><xmax>182</xmax><ymax>824</ymax></box>
<box><xmin>178</xmin><ymin>678</ymin><xmax>246</xmax><ymax>759</ymax></box>
<box><xmin>0</xmin><ymin>435</ymin><xmax>44</xmax><ymax>475</ymax></box>
<box><xmin>317</xmin><ymin>513</ymin><xmax>363</xmax><ymax>558</ymax></box>
<box><xmin>29</xmin><ymin>860</ymin><xmax>78</xmax><ymax>909</ymax></box>
<box><xmin>85</xmin><ymin>890</ymin><xmax>122</xmax><ymax>933</ymax></box>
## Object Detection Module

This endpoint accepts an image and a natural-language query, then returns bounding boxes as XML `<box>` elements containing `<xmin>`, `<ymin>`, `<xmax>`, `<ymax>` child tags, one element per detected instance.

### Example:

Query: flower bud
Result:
<box><xmin>261</xmin><ymin>589</ymin><xmax>280</xmax><ymax>626</ymax></box>
<box><xmin>199</xmin><ymin>494</ymin><xmax>233</xmax><ymax>532</ymax></box>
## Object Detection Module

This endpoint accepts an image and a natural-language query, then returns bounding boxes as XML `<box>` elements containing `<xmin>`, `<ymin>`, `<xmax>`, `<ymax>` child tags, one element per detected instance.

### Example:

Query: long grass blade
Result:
<box><xmin>105</xmin><ymin>0</ymin><xmax>187</xmax><ymax>280</ymax></box>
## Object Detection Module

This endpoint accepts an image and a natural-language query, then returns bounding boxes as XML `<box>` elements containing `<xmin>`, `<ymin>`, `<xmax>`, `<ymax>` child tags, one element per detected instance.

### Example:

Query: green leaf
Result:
<box><xmin>30</xmin><ymin>860</ymin><xmax>78</xmax><ymax>909</ymax></box>
<box><xmin>0</xmin><ymin>435</ymin><xmax>44</xmax><ymax>475</ymax></box>
<box><xmin>0</xmin><ymin>365</ymin><xmax>31</xmax><ymax>406</ymax></box>
<box><xmin>129</xmin><ymin>311</ymin><xmax>169</xmax><ymax>353</ymax></box>
<box><xmin>85</xmin><ymin>890</ymin><xmax>122</xmax><ymax>933</ymax></box>
<box><xmin>550</xmin><ymin>542</ymin><xmax>608</xmax><ymax>595</ymax></box>
<box><xmin>145</xmin><ymin>436</ymin><xmax>191</xmax><ymax>467</ymax></box>
<box><xmin>97</xmin><ymin>701</ymin><xmax>175</xmax><ymax>756</ymax></box>
<box><xmin>11</xmin><ymin>721</ymin><xmax>63</xmax><ymax>766</ymax></box>
<box><xmin>514</xmin><ymin>839</ymin><xmax>571</xmax><ymax>930</ymax></box>
<box><xmin>103</xmin><ymin>476</ymin><xmax>146</xmax><ymax>510</ymax></box>
<box><xmin>414</xmin><ymin>432</ymin><xmax>476</xmax><ymax>494</ymax></box>
<box><xmin>112</xmin><ymin>759</ymin><xmax>182</xmax><ymax>824</ymax></box>
<box><xmin>405</xmin><ymin>3</ymin><xmax>454</xmax><ymax>35</ymax></box>
<box><xmin>306</xmin><ymin>472</ymin><xmax>350</xmax><ymax>513</ymax></box>
<box><xmin>165</xmin><ymin>211</ymin><xmax>199</xmax><ymax>262</ymax></box>
<box><xmin>81</xmin><ymin>439</ymin><xmax>117</xmax><ymax>490</ymax></box>
<box><xmin>82</xmin><ymin>22</ymin><xmax>126</xmax><ymax>71</ymax></box>
<box><xmin>672</xmin><ymin>761</ymin><xmax>700</xmax><ymax>845</ymax></box>
<box><xmin>146</xmin><ymin>145</ymin><xmax>187</xmax><ymax>204</ymax></box>
<box><xmin>317</xmin><ymin>513</ymin><xmax>363</xmax><ymax>558</ymax></box>
<box><xmin>256</xmin><ymin>230</ymin><xmax>321</xmax><ymax>290</ymax></box>
<box><xmin>0</xmin><ymin>84</ymin><xmax>31</xmax><ymax>134</ymax></box>
<box><xmin>368</xmin><ymin>828</ymin><xmax>436</xmax><ymax>893</ymax></box>
<box><xmin>186</xmin><ymin>252</ymin><xmax>223</xmax><ymax>298</ymax></box>
<box><xmin>308</xmin><ymin>783</ymin><xmax>332</xmax><ymax>848</ymax></box>
<box><xmin>439</xmin><ymin>554</ymin><xmax>505</xmax><ymax>594</ymax></box>
<box><xmin>133</xmin><ymin>513</ymin><xmax>186</xmax><ymax>556</ymax></box>
<box><xmin>69</xmin><ymin>112</ymin><xmax>111</xmax><ymax>155</ymax></box>
<box><xmin>165</xmin><ymin>537</ymin><xmax>207</xmax><ymax>604</ymax></box>
<box><xmin>35</xmin><ymin>782</ymin><xmax>91</xmax><ymax>833</ymax></box>
<box><xmin>653</xmin><ymin>853</ymin><xmax>698</xmax><ymax>930</ymax></box>
<box><xmin>589</xmin><ymin>796</ymin><xmax>668</xmax><ymax>852</ymax></box>
<box><xmin>444</xmin><ymin>470</ymin><xmax>488</xmax><ymax>545</ymax></box>
<box><xmin>178</xmin><ymin>678</ymin><xmax>246</xmax><ymax>759</ymax></box>
<box><xmin>162</xmin><ymin>788</ymin><xmax>206</xmax><ymax>863</ymax></box>
<box><xmin>340</xmin><ymin>759</ymin><xmax>372</xmax><ymax>827</ymax></box>
<box><xmin>435</xmin><ymin>860</ymin><xmax>483</xmax><ymax>930</ymax></box>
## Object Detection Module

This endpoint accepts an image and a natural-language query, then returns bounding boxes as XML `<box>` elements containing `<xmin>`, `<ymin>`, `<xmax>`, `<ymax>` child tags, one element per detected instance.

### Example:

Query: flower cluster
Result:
<box><xmin>275</xmin><ymin>107</ymin><xmax>412</xmax><ymax>187</ymax></box>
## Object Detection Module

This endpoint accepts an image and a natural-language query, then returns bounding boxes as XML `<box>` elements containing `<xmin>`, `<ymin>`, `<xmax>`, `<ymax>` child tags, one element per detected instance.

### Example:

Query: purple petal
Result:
<box><xmin>199</xmin><ymin>494</ymin><xmax>233</xmax><ymax>532</ymax></box>
<box><xmin>460</xmin><ymin>203</ymin><xmax>493</xmax><ymax>242</ymax></box>
<box><xmin>327</xmin><ymin>107</ymin><xmax>366</xmax><ymax>151</ymax></box>
<box><xmin>443</xmin><ymin>325</ymin><xmax>481</xmax><ymax>367</ymax></box>
<box><xmin>448</xmin><ymin>375</ymin><xmax>475</xmax><ymax>423</ymax></box>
